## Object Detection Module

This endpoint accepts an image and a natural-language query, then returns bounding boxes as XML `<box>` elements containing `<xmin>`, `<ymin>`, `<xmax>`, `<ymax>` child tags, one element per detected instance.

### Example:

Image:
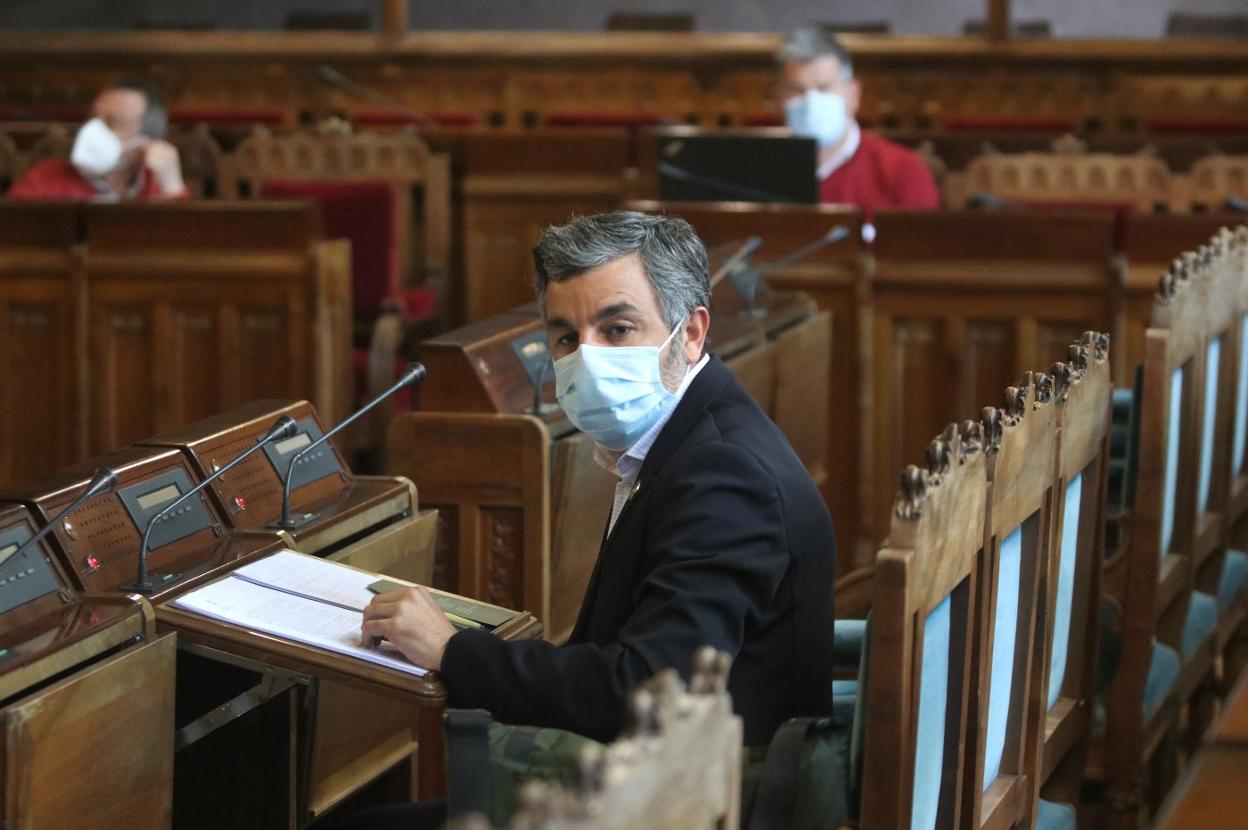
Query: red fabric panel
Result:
<box><xmin>352</xmin><ymin>110</ymin><xmax>480</xmax><ymax>128</ymax></box>
<box><xmin>544</xmin><ymin>111</ymin><xmax>670</xmax><ymax>128</ymax></box>
<box><xmin>260</xmin><ymin>180</ymin><xmax>400</xmax><ymax>319</ymax></box>
<box><xmin>0</xmin><ymin>103</ymin><xmax>87</xmax><ymax>122</ymax></box>
<box><xmin>939</xmin><ymin>116</ymin><xmax>1076</xmax><ymax>132</ymax></box>
<box><xmin>169</xmin><ymin>108</ymin><xmax>288</xmax><ymax>127</ymax></box>
<box><xmin>1144</xmin><ymin>118</ymin><xmax>1248</xmax><ymax>136</ymax></box>
<box><xmin>741</xmin><ymin>114</ymin><xmax>785</xmax><ymax>128</ymax></box>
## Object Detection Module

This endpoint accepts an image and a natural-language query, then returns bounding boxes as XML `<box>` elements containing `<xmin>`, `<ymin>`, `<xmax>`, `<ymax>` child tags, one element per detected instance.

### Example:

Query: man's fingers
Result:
<box><xmin>361</xmin><ymin>618</ymin><xmax>391</xmax><ymax>642</ymax></box>
<box><xmin>362</xmin><ymin>600</ymin><xmax>402</xmax><ymax>622</ymax></box>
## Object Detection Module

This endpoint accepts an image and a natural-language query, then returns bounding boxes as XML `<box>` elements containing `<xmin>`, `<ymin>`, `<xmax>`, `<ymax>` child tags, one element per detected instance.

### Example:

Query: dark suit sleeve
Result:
<box><xmin>439</xmin><ymin>441</ymin><xmax>789</xmax><ymax>741</ymax></box>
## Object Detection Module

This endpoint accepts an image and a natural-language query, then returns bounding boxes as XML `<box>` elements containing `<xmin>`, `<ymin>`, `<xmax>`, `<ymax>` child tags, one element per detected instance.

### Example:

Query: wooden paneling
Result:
<box><xmin>2</xmin><ymin>633</ymin><xmax>176</xmax><ymax>830</ymax></box>
<box><xmin>82</xmin><ymin>201</ymin><xmax>351</xmax><ymax>454</ymax></box>
<box><xmin>0</xmin><ymin>32</ymin><xmax>1245</xmax><ymax>133</ymax></box>
<box><xmin>869</xmin><ymin>210</ymin><xmax>1118</xmax><ymax>547</ymax></box>
<box><xmin>0</xmin><ymin>203</ymin><xmax>83</xmax><ymax>485</ymax></box>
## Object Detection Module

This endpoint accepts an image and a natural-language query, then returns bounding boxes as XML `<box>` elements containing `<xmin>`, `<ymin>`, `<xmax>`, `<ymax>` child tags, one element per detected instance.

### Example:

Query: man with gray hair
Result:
<box><xmin>363</xmin><ymin>211</ymin><xmax>836</xmax><ymax>751</ymax></box>
<box><xmin>778</xmin><ymin>26</ymin><xmax>937</xmax><ymax>211</ymax></box>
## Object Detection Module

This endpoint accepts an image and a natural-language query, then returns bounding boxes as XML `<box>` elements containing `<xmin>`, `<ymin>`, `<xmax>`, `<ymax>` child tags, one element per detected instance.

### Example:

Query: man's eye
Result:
<box><xmin>555</xmin><ymin>333</ymin><xmax>576</xmax><ymax>348</ymax></box>
<box><xmin>608</xmin><ymin>325</ymin><xmax>633</xmax><ymax>339</ymax></box>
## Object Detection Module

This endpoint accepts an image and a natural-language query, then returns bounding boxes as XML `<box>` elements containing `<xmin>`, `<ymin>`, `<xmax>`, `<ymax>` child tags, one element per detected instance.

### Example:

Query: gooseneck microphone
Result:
<box><xmin>12</xmin><ymin>467</ymin><xmax>118</xmax><ymax>562</ymax></box>
<box><xmin>128</xmin><ymin>415</ymin><xmax>299</xmax><ymax>594</ymax></box>
<box><xmin>269</xmin><ymin>362</ymin><xmax>428</xmax><ymax>531</ymax></box>
<box><xmin>756</xmin><ymin>225</ymin><xmax>852</xmax><ymax>277</ymax></box>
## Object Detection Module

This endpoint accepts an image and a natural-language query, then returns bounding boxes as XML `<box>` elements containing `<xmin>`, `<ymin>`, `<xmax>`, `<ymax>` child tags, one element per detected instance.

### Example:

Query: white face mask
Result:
<box><xmin>553</xmin><ymin>323</ymin><xmax>685</xmax><ymax>452</ymax></box>
<box><xmin>785</xmin><ymin>90</ymin><xmax>850</xmax><ymax>149</ymax></box>
<box><xmin>70</xmin><ymin>118</ymin><xmax>142</xmax><ymax>177</ymax></box>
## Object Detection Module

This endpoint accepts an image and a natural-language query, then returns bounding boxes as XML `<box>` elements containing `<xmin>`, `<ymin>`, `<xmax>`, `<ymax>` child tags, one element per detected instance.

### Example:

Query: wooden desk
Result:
<box><xmin>1156</xmin><ymin>672</ymin><xmax>1248</xmax><ymax>828</ymax></box>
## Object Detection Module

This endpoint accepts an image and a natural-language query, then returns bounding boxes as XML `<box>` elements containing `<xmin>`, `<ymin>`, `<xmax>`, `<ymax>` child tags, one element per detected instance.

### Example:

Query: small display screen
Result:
<box><xmin>137</xmin><ymin>483</ymin><xmax>181</xmax><ymax>511</ymax></box>
<box><xmin>274</xmin><ymin>433</ymin><xmax>312</xmax><ymax>456</ymax></box>
<box><xmin>0</xmin><ymin>543</ymin><xmax>16</xmax><ymax>567</ymax></box>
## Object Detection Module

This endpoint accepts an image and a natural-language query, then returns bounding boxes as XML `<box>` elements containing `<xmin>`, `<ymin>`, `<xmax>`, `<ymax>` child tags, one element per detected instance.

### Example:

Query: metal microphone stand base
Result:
<box><xmin>266</xmin><ymin>512</ymin><xmax>321</xmax><ymax>531</ymax></box>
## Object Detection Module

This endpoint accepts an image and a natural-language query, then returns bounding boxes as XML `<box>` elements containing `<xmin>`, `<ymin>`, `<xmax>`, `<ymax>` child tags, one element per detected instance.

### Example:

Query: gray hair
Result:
<box><xmin>776</xmin><ymin>26</ymin><xmax>854</xmax><ymax>79</ymax></box>
<box><xmin>532</xmin><ymin>211</ymin><xmax>710</xmax><ymax>329</ymax></box>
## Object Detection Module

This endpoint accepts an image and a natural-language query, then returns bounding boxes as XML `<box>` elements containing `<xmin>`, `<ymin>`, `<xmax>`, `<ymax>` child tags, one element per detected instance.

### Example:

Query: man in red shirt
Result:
<box><xmin>9</xmin><ymin>78</ymin><xmax>187</xmax><ymax>201</ymax></box>
<box><xmin>777</xmin><ymin>28</ymin><xmax>938</xmax><ymax>212</ymax></box>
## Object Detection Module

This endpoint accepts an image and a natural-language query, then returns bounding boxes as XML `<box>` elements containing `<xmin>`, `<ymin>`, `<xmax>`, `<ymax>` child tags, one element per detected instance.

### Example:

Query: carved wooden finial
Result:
<box><xmin>981</xmin><ymin>407</ymin><xmax>1004</xmax><ymax>453</ymax></box>
<box><xmin>690</xmin><ymin>646</ymin><xmax>731</xmax><ymax>694</ymax></box>
<box><xmin>1083</xmin><ymin>330</ymin><xmax>1110</xmax><ymax>363</ymax></box>
<box><xmin>1032</xmin><ymin>372</ymin><xmax>1054</xmax><ymax>406</ymax></box>
<box><xmin>1050</xmin><ymin>362</ymin><xmax>1074</xmax><ymax>403</ymax></box>
<box><xmin>894</xmin><ymin>465</ymin><xmax>928</xmax><ymax>520</ymax></box>
<box><xmin>576</xmin><ymin>743</ymin><xmax>608</xmax><ymax>795</ymax></box>
<box><xmin>958</xmin><ymin>419</ymin><xmax>984</xmax><ymax>461</ymax></box>
<box><xmin>1003</xmin><ymin>382</ymin><xmax>1028</xmax><ymax>425</ymax></box>
<box><xmin>1051</xmin><ymin>133</ymin><xmax>1088</xmax><ymax>156</ymax></box>
<box><xmin>925</xmin><ymin>434</ymin><xmax>953</xmax><ymax>485</ymax></box>
<box><xmin>626</xmin><ymin>687</ymin><xmax>660</xmax><ymax>738</ymax></box>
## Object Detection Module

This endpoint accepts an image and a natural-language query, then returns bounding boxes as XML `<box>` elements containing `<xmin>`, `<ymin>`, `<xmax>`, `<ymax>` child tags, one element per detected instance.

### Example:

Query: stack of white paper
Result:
<box><xmin>171</xmin><ymin>550</ymin><xmax>427</xmax><ymax>677</ymax></box>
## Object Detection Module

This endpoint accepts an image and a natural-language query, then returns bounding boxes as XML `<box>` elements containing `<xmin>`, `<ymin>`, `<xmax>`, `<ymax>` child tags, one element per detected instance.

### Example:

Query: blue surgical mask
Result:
<box><xmin>554</xmin><ymin>323</ymin><xmax>685</xmax><ymax>451</ymax></box>
<box><xmin>785</xmin><ymin>90</ymin><xmax>849</xmax><ymax>149</ymax></box>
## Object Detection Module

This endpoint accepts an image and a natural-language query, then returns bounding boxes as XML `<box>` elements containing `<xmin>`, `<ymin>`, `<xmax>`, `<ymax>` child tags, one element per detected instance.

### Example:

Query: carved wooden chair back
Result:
<box><xmin>1192</xmin><ymin>225</ymin><xmax>1248</xmax><ymax>694</ymax></box>
<box><xmin>860</xmin><ymin>422</ymin><xmax>988</xmax><ymax>829</ymax></box>
<box><xmin>1223</xmin><ymin>228</ymin><xmax>1248</xmax><ymax>534</ymax></box>
<box><xmin>502</xmin><ymin>647</ymin><xmax>742</xmax><ymax>830</ymax></box>
<box><xmin>964</xmin><ymin>370</ymin><xmax>1059</xmax><ymax>830</ymax></box>
<box><xmin>1100</xmin><ymin>248</ymin><xmax>1218</xmax><ymax>828</ymax></box>
<box><xmin>1036</xmin><ymin>333</ymin><xmax>1113</xmax><ymax>812</ymax></box>
<box><xmin>167</xmin><ymin>123</ymin><xmax>224</xmax><ymax>199</ymax></box>
<box><xmin>1183</xmin><ymin>155</ymin><xmax>1248</xmax><ymax>214</ymax></box>
<box><xmin>219</xmin><ymin>126</ymin><xmax>453</xmax><ymax>316</ymax></box>
<box><xmin>946</xmin><ymin>140</ymin><xmax>1172</xmax><ymax>212</ymax></box>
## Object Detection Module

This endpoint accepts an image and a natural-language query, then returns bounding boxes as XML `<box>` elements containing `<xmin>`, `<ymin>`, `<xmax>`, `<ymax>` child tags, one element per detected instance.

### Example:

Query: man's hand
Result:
<box><xmin>361</xmin><ymin>586</ymin><xmax>457</xmax><ymax>672</ymax></box>
<box><xmin>142</xmin><ymin>140</ymin><xmax>186</xmax><ymax>196</ymax></box>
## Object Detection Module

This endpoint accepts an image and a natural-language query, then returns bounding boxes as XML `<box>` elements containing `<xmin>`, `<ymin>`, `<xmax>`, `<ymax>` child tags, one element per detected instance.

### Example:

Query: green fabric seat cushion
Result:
<box><xmin>1181</xmin><ymin>590</ymin><xmax>1218</xmax><ymax>659</ymax></box>
<box><xmin>1218</xmin><ymin>550</ymin><xmax>1248</xmax><ymax>611</ymax></box>
<box><xmin>1036</xmin><ymin>799</ymin><xmax>1077</xmax><ymax>830</ymax></box>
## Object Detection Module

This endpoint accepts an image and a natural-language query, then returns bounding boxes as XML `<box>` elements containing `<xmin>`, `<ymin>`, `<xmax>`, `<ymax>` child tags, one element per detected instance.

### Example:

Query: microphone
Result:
<box><xmin>967</xmin><ymin>191</ymin><xmax>1012</xmax><ymax>210</ymax></box>
<box><xmin>128</xmin><ymin>415</ymin><xmax>298</xmax><ymax>594</ymax></box>
<box><xmin>709</xmin><ymin>236</ymin><xmax>762</xmax><ymax>290</ymax></box>
<box><xmin>315</xmin><ymin>64</ymin><xmax>438</xmax><ymax>128</ymax></box>
<box><xmin>11</xmin><ymin>467</ymin><xmax>118</xmax><ymax>565</ymax></box>
<box><xmin>269</xmin><ymin>362</ymin><xmax>428</xmax><ymax>531</ymax></box>
<box><xmin>756</xmin><ymin>225</ymin><xmax>852</xmax><ymax>277</ymax></box>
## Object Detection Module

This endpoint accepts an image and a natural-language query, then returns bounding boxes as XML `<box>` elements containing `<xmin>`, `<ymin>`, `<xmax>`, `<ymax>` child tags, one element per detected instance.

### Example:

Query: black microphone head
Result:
<box><xmin>401</xmin><ymin>362</ymin><xmax>428</xmax><ymax>386</ymax></box>
<box><xmin>825</xmin><ymin>225</ymin><xmax>851</xmax><ymax>244</ymax></box>
<box><xmin>84</xmin><ymin>467</ymin><xmax>118</xmax><ymax>498</ymax></box>
<box><xmin>261</xmin><ymin>415</ymin><xmax>300</xmax><ymax>443</ymax></box>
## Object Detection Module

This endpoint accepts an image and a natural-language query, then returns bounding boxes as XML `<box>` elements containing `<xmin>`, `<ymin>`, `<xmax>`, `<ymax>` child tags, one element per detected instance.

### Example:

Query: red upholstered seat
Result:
<box><xmin>352</xmin><ymin>110</ymin><xmax>481</xmax><ymax>128</ymax></box>
<box><xmin>169</xmin><ymin>108</ymin><xmax>288</xmax><ymax>128</ymax></box>
<box><xmin>260</xmin><ymin>180</ymin><xmax>432</xmax><ymax>412</ymax></box>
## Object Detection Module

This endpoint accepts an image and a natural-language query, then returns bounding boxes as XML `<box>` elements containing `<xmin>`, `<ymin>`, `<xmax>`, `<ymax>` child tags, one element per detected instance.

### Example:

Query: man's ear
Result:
<box><xmin>847</xmin><ymin>79</ymin><xmax>862</xmax><ymax>118</ymax></box>
<box><xmin>683</xmin><ymin>306</ymin><xmax>711</xmax><ymax>362</ymax></box>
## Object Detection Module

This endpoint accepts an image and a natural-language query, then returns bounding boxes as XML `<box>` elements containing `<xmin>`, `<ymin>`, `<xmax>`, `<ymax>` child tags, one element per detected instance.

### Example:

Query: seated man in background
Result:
<box><xmin>778</xmin><ymin>26</ymin><xmax>939</xmax><ymax>212</ymax></box>
<box><xmin>9</xmin><ymin>78</ymin><xmax>187</xmax><ymax>201</ymax></box>
<box><xmin>353</xmin><ymin>211</ymin><xmax>836</xmax><ymax>826</ymax></box>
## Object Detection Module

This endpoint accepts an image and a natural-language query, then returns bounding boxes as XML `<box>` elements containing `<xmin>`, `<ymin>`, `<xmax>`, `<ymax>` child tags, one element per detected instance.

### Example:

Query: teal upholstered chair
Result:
<box><xmin>1031</xmin><ymin>334</ymin><xmax>1114</xmax><ymax>826</ymax></box>
<box><xmin>965</xmin><ymin>372</ymin><xmax>1061</xmax><ymax>830</ymax></box>
<box><xmin>859</xmin><ymin>422</ymin><xmax>988</xmax><ymax>830</ymax></box>
<box><xmin>1098</xmin><ymin>254</ymin><xmax>1220</xmax><ymax>829</ymax></box>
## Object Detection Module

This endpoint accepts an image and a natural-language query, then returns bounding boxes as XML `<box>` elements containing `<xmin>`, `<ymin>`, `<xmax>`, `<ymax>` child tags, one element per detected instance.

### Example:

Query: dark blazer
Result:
<box><xmin>440</xmin><ymin>354</ymin><xmax>837</xmax><ymax>745</ymax></box>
